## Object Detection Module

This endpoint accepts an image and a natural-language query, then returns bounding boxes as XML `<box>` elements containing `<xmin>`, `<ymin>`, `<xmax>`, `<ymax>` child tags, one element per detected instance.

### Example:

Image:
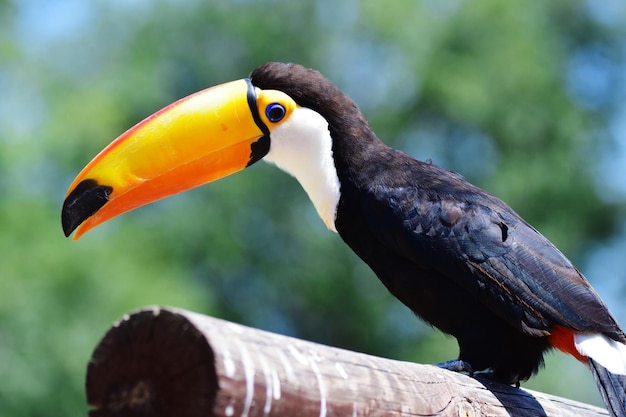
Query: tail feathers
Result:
<box><xmin>574</xmin><ymin>334</ymin><xmax>626</xmax><ymax>417</ymax></box>
<box><xmin>590</xmin><ymin>358</ymin><xmax>626</xmax><ymax>417</ymax></box>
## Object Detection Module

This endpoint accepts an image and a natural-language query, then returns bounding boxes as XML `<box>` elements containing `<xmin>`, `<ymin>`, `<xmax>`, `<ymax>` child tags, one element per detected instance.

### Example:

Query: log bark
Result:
<box><xmin>86</xmin><ymin>306</ymin><xmax>608</xmax><ymax>417</ymax></box>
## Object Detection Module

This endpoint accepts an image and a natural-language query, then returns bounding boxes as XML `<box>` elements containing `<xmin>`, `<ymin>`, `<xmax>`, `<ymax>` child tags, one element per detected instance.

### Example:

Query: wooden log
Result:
<box><xmin>86</xmin><ymin>306</ymin><xmax>608</xmax><ymax>417</ymax></box>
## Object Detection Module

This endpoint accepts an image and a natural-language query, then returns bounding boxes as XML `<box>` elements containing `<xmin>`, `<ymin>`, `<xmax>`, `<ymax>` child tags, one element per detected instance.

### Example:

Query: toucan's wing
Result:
<box><xmin>363</xmin><ymin>160</ymin><xmax>623</xmax><ymax>341</ymax></box>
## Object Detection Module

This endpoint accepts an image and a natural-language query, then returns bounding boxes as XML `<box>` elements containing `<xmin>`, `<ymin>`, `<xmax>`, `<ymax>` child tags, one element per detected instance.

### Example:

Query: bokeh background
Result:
<box><xmin>2</xmin><ymin>0</ymin><xmax>626</xmax><ymax>415</ymax></box>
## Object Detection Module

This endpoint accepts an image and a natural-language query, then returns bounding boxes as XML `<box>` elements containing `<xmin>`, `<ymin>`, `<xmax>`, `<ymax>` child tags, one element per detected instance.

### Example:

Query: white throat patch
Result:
<box><xmin>263</xmin><ymin>107</ymin><xmax>341</xmax><ymax>232</ymax></box>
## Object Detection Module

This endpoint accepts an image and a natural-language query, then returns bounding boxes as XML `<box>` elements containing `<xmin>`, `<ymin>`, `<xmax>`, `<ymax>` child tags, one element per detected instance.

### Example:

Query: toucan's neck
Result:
<box><xmin>329</xmin><ymin>115</ymin><xmax>386</xmax><ymax>186</ymax></box>
<box><xmin>264</xmin><ymin>103</ymin><xmax>385</xmax><ymax>232</ymax></box>
<box><xmin>251</xmin><ymin>62</ymin><xmax>385</xmax><ymax>230</ymax></box>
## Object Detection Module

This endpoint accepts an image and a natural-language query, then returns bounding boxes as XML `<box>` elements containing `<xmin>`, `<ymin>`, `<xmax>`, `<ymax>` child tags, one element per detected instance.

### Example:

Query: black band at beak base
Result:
<box><xmin>245</xmin><ymin>78</ymin><xmax>271</xmax><ymax>166</ymax></box>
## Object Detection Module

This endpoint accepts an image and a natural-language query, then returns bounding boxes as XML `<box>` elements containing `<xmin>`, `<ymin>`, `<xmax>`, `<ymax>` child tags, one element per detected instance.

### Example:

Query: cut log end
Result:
<box><xmin>86</xmin><ymin>308</ymin><xmax>218</xmax><ymax>417</ymax></box>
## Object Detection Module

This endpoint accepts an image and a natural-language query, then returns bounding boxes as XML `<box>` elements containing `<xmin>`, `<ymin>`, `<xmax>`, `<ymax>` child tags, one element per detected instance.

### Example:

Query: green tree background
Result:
<box><xmin>2</xmin><ymin>0</ymin><xmax>626</xmax><ymax>415</ymax></box>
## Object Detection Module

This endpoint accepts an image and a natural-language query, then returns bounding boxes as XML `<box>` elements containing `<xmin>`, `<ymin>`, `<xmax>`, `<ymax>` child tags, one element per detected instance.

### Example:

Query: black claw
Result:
<box><xmin>436</xmin><ymin>359</ymin><xmax>474</xmax><ymax>376</ymax></box>
<box><xmin>474</xmin><ymin>371</ymin><xmax>521</xmax><ymax>388</ymax></box>
<box><xmin>61</xmin><ymin>179</ymin><xmax>113</xmax><ymax>237</ymax></box>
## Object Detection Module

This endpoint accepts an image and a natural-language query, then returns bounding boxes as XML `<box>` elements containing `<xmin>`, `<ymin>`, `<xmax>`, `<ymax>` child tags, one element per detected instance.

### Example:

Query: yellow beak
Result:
<box><xmin>62</xmin><ymin>78</ymin><xmax>295</xmax><ymax>239</ymax></box>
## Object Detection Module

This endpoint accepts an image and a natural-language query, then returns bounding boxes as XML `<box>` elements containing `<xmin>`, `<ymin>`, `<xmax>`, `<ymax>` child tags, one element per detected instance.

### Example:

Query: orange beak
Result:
<box><xmin>62</xmin><ymin>78</ymin><xmax>295</xmax><ymax>239</ymax></box>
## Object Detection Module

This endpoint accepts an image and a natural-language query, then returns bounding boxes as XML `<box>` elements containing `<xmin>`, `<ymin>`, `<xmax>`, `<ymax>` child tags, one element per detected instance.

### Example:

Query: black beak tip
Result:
<box><xmin>61</xmin><ymin>179</ymin><xmax>113</xmax><ymax>237</ymax></box>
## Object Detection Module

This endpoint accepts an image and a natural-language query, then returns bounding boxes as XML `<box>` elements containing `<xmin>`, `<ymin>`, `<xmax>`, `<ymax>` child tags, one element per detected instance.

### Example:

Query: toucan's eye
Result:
<box><xmin>265</xmin><ymin>103</ymin><xmax>286</xmax><ymax>123</ymax></box>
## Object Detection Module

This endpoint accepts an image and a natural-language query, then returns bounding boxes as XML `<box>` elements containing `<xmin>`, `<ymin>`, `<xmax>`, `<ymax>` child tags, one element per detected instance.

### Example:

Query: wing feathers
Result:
<box><xmin>366</xmin><ymin>159</ymin><xmax>624</xmax><ymax>341</ymax></box>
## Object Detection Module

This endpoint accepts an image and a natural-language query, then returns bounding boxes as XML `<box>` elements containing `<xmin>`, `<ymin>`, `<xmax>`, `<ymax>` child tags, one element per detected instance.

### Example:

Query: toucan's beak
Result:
<box><xmin>62</xmin><ymin>78</ymin><xmax>296</xmax><ymax>239</ymax></box>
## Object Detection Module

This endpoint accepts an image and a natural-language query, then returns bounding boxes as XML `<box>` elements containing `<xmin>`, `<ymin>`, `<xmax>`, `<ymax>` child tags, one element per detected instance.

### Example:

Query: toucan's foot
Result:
<box><xmin>435</xmin><ymin>360</ymin><xmax>474</xmax><ymax>376</ymax></box>
<box><xmin>435</xmin><ymin>360</ymin><xmax>521</xmax><ymax>388</ymax></box>
<box><xmin>474</xmin><ymin>371</ymin><xmax>521</xmax><ymax>388</ymax></box>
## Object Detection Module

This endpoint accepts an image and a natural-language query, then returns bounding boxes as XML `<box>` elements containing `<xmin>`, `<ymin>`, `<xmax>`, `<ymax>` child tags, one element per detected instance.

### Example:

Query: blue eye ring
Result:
<box><xmin>265</xmin><ymin>103</ymin><xmax>286</xmax><ymax>123</ymax></box>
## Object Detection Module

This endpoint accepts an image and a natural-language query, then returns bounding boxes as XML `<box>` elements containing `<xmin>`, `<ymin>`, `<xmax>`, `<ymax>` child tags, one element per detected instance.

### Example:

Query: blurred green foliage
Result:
<box><xmin>1</xmin><ymin>0</ymin><xmax>626</xmax><ymax>415</ymax></box>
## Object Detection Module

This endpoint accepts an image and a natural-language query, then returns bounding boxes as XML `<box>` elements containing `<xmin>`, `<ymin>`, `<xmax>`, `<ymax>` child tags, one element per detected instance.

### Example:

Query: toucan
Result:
<box><xmin>62</xmin><ymin>62</ymin><xmax>626</xmax><ymax>416</ymax></box>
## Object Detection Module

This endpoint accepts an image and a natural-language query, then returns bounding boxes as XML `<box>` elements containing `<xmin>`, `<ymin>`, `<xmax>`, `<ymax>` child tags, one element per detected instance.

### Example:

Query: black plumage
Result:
<box><xmin>251</xmin><ymin>62</ymin><xmax>625</xmax><ymax>383</ymax></box>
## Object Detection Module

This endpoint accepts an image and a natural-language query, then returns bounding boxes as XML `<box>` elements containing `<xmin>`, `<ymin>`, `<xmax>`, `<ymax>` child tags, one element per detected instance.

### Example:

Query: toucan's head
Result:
<box><xmin>62</xmin><ymin>63</ymin><xmax>368</xmax><ymax>239</ymax></box>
